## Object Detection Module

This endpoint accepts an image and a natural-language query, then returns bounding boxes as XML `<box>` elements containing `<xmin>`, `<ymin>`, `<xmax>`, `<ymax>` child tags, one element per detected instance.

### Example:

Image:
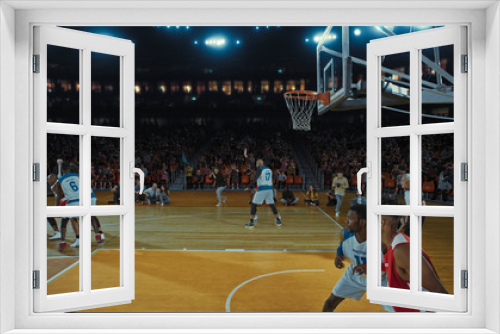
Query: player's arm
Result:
<box><xmin>393</xmin><ymin>243</ymin><xmax>411</xmax><ymax>282</ymax></box>
<box><xmin>53</xmin><ymin>181</ymin><xmax>64</xmax><ymax>205</ymax></box>
<box><xmin>421</xmin><ymin>255</ymin><xmax>448</xmax><ymax>294</ymax></box>
<box><xmin>335</xmin><ymin>228</ymin><xmax>346</xmax><ymax>269</ymax></box>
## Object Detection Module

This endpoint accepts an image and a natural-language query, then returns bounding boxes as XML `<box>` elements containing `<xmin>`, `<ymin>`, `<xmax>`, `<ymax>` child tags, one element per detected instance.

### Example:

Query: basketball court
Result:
<box><xmin>46</xmin><ymin>191</ymin><xmax>454</xmax><ymax>312</ymax></box>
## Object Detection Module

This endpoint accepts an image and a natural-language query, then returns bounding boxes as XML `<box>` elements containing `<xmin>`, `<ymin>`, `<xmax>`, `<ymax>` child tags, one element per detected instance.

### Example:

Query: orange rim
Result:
<box><xmin>283</xmin><ymin>90</ymin><xmax>330</xmax><ymax>105</ymax></box>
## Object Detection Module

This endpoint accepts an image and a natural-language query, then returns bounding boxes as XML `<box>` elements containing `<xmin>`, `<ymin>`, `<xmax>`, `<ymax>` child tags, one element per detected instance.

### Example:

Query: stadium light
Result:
<box><xmin>205</xmin><ymin>37</ymin><xmax>226</xmax><ymax>47</ymax></box>
<box><xmin>354</xmin><ymin>28</ymin><xmax>361</xmax><ymax>36</ymax></box>
<box><xmin>305</xmin><ymin>38</ymin><xmax>310</xmax><ymax>43</ymax></box>
<box><xmin>236</xmin><ymin>39</ymin><xmax>241</xmax><ymax>45</ymax></box>
<box><xmin>194</xmin><ymin>40</ymin><xmax>199</xmax><ymax>45</ymax></box>
<box><xmin>255</xmin><ymin>27</ymin><xmax>260</xmax><ymax>30</ymax></box>
<box><xmin>313</xmin><ymin>33</ymin><xmax>336</xmax><ymax>43</ymax></box>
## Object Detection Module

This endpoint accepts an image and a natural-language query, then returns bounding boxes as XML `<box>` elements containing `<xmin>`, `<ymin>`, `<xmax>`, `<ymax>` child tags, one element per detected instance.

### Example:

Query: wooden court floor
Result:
<box><xmin>46</xmin><ymin>190</ymin><xmax>454</xmax><ymax>312</ymax></box>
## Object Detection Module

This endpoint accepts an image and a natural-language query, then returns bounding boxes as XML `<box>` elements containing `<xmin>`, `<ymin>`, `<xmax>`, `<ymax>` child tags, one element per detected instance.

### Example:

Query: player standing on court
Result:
<box><xmin>244</xmin><ymin>158</ymin><xmax>282</xmax><ymax>229</ymax></box>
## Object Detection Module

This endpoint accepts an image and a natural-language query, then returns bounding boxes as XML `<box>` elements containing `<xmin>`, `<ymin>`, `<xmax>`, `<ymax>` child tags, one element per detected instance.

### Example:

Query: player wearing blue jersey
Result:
<box><xmin>323</xmin><ymin>205</ymin><xmax>368</xmax><ymax>311</ymax></box>
<box><xmin>244</xmin><ymin>159</ymin><xmax>281</xmax><ymax>229</ymax></box>
<box><xmin>55</xmin><ymin>162</ymin><xmax>105</xmax><ymax>251</ymax></box>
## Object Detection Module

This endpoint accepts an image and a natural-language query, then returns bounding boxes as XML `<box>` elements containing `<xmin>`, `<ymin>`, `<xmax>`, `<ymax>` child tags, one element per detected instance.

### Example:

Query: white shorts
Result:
<box><xmin>252</xmin><ymin>189</ymin><xmax>275</xmax><ymax>205</ymax></box>
<box><xmin>332</xmin><ymin>267</ymin><xmax>367</xmax><ymax>300</ymax></box>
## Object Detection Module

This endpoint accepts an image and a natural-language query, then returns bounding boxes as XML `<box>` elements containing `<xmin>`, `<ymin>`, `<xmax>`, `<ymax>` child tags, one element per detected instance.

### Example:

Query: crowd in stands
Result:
<box><xmin>306</xmin><ymin>120</ymin><xmax>455</xmax><ymax>202</ymax></box>
<box><xmin>188</xmin><ymin>126</ymin><xmax>300</xmax><ymax>190</ymax></box>
<box><xmin>47</xmin><ymin>115</ymin><xmax>455</xmax><ymax>204</ymax></box>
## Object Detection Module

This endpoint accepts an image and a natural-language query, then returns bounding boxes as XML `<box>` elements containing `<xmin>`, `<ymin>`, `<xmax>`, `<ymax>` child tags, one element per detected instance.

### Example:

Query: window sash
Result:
<box><xmin>32</xmin><ymin>25</ymin><xmax>135</xmax><ymax>313</ymax></box>
<box><xmin>366</xmin><ymin>26</ymin><xmax>468</xmax><ymax>312</ymax></box>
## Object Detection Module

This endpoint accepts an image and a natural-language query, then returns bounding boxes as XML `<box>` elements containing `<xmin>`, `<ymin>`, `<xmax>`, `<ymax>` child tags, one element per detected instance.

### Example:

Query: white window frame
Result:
<box><xmin>1</xmin><ymin>1</ymin><xmax>499</xmax><ymax>333</ymax></box>
<box><xmin>33</xmin><ymin>25</ymin><xmax>136</xmax><ymax>313</ymax></box>
<box><xmin>366</xmin><ymin>26</ymin><xmax>467</xmax><ymax>312</ymax></box>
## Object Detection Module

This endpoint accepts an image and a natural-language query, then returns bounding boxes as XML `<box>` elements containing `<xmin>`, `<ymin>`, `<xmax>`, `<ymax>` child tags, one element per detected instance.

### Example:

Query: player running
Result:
<box><xmin>323</xmin><ymin>204</ymin><xmax>371</xmax><ymax>311</ymax></box>
<box><xmin>244</xmin><ymin>158</ymin><xmax>281</xmax><ymax>229</ymax></box>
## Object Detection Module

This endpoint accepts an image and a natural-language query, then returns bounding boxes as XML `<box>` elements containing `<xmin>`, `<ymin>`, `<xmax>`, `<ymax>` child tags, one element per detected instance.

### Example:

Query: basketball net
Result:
<box><xmin>283</xmin><ymin>91</ymin><xmax>329</xmax><ymax>131</ymax></box>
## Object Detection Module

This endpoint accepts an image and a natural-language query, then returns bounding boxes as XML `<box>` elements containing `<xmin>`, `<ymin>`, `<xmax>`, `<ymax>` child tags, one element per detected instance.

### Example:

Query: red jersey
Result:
<box><xmin>383</xmin><ymin>232</ymin><xmax>437</xmax><ymax>312</ymax></box>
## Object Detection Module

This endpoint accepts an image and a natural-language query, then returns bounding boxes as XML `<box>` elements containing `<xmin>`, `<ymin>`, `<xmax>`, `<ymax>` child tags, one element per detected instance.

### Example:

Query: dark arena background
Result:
<box><xmin>45</xmin><ymin>26</ymin><xmax>455</xmax><ymax>312</ymax></box>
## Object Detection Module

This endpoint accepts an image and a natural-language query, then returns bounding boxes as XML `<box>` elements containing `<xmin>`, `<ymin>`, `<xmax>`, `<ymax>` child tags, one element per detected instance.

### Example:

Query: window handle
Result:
<box><xmin>130</xmin><ymin>162</ymin><xmax>144</xmax><ymax>194</ymax></box>
<box><xmin>357</xmin><ymin>162</ymin><xmax>371</xmax><ymax>195</ymax></box>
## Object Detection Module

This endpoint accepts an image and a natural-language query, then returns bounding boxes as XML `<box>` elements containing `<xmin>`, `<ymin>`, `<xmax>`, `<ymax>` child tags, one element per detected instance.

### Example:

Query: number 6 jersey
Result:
<box><xmin>58</xmin><ymin>173</ymin><xmax>80</xmax><ymax>205</ymax></box>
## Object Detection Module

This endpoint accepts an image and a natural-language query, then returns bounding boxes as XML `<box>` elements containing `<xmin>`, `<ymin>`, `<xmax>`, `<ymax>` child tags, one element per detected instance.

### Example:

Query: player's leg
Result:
<box><xmin>269</xmin><ymin>203</ymin><xmax>281</xmax><ymax>226</ymax></box>
<box><xmin>48</xmin><ymin>218</ymin><xmax>61</xmax><ymax>240</ymax></box>
<box><xmin>266</xmin><ymin>190</ymin><xmax>282</xmax><ymax>226</ymax></box>
<box><xmin>322</xmin><ymin>293</ymin><xmax>345</xmax><ymax>312</ymax></box>
<box><xmin>91</xmin><ymin>216</ymin><xmax>104</xmax><ymax>243</ymax></box>
<box><xmin>70</xmin><ymin>218</ymin><xmax>80</xmax><ymax>248</ymax></box>
<box><xmin>324</xmin><ymin>269</ymin><xmax>366</xmax><ymax>312</ymax></box>
<box><xmin>59</xmin><ymin>218</ymin><xmax>70</xmax><ymax>251</ymax></box>
<box><xmin>245</xmin><ymin>203</ymin><xmax>258</xmax><ymax>229</ymax></box>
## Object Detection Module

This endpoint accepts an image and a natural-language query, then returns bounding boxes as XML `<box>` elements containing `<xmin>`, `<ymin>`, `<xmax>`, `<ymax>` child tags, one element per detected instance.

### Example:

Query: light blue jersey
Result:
<box><xmin>337</xmin><ymin>228</ymin><xmax>367</xmax><ymax>285</ymax></box>
<box><xmin>256</xmin><ymin>167</ymin><xmax>273</xmax><ymax>191</ymax></box>
<box><xmin>58</xmin><ymin>173</ymin><xmax>96</xmax><ymax>205</ymax></box>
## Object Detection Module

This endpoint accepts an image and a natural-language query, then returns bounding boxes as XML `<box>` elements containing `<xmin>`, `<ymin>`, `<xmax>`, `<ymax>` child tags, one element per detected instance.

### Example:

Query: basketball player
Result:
<box><xmin>47</xmin><ymin>174</ymin><xmax>61</xmax><ymax>240</ymax></box>
<box><xmin>244</xmin><ymin>159</ymin><xmax>281</xmax><ymax>229</ymax></box>
<box><xmin>53</xmin><ymin>162</ymin><xmax>81</xmax><ymax>250</ymax></box>
<box><xmin>381</xmin><ymin>214</ymin><xmax>448</xmax><ymax>312</ymax></box>
<box><xmin>56</xmin><ymin>162</ymin><xmax>104</xmax><ymax>250</ymax></box>
<box><xmin>322</xmin><ymin>205</ymin><xmax>369</xmax><ymax>311</ymax></box>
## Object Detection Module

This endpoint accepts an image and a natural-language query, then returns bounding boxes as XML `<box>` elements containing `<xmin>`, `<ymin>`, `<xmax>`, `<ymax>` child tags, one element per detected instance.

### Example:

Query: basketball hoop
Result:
<box><xmin>283</xmin><ymin>90</ymin><xmax>330</xmax><ymax>131</ymax></box>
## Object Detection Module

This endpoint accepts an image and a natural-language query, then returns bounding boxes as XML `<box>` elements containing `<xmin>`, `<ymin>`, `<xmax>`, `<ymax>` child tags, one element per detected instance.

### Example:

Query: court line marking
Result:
<box><xmin>47</xmin><ymin>233</ymin><xmax>119</xmax><ymax>284</ymax></box>
<box><xmin>316</xmin><ymin>206</ymin><xmax>343</xmax><ymax>230</ymax></box>
<box><xmin>134</xmin><ymin>211</ymin><xmax>319</xmax><ymax>223</ymax></box>
<box><xmin>225</xmin><ymin>269</ymin><xmax>325</xmax><ymax>312</ymax></box>
<box><xmin>47</xmin><ymin>248</ymin><xmax>102</xmax><ymax>284</ymax></box>
<box><xmin>298</xmin><ymin>192</ymin><xmax>343</xmax><ymax>230</ymax></box>
<box><xmin>102</xmin><ymin>248</ymin><xmax>336</xmax><ymax>252</ymax></box>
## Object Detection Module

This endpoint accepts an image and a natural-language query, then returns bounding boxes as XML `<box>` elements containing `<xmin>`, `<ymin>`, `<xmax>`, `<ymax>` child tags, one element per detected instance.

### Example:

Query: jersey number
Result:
<box><xmin>265</xmin><ymin>173</ymin><xmax>271</xmax><ymax>181</ymax></box>
<box><xmin>354</xmin><ymin>255</ymin><xmax>366</xmax><ymax>266</ymax></box>
<box><xmin>69</xmin><ymin>181</ymin><xmax>79</xmax><ymax>192</ymax></box>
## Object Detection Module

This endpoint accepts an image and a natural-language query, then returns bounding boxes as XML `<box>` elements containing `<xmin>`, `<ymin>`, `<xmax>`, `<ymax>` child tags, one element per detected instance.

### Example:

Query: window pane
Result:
<box><xmin>91</xmin><ymin>215</ymin><xmax>121</xmax><ymax>290</ymax></box>
<box><xmin>381</xmin><ymin>137</ymin><xmax>410</xmax><ymax>205</ymax></box>
<box><xmin>47</xmin><ymin>134</ymin><xmax>81</xmax><ymax>207</ymax></box>
<box><xmin>47</xmin><ymin>216</ymin><xmax>81</xmax><ymax>295</ymax></box>
<box><xmin>420</xmin><ymin>216</ymin><xmax>454</xmax><ymax>295</ymax></box>
<box><xmin>91</xmin><ymin>52</ymin><xmax>120</xmax><ymax>127</ymax></box>
<box><xmin>47</xmin><ymin>45</ymin><xmax>80</xmax><ymax>124</ymax></box>
<box><xmin>421</xmin><ymin>45</ymin><xmax>454</xmax><ymax>124</ymax></box>
<box><xmin>381</xmin><ymin>215</ymin><xmax>411</xmax><ymax>291</ymax></box>
<box><xmin>381</xmin><ymin>52</ymin><xmax>410</xmax><ymax>127</ymax></box>
<box><xmin>421</xmin><ymin>133</ymin><xmax>454</xmax><ymax>206</ymax></box>
<box><xmin>91</xmin><ymin>137</ymin><xmax>121</xmax><ymax>205</ymax></box>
